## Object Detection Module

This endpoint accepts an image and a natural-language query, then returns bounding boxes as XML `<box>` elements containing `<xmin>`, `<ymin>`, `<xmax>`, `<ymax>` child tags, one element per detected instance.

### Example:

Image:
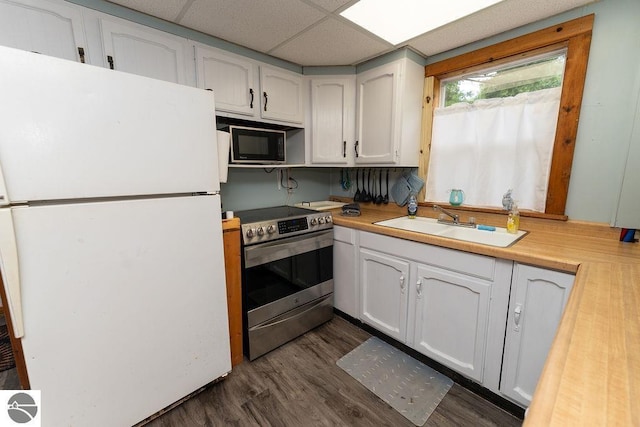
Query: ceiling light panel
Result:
<box><xmin>341</xmin><ymin>0</ymin><xmax>505</xmax><ymax>45</ymax></box>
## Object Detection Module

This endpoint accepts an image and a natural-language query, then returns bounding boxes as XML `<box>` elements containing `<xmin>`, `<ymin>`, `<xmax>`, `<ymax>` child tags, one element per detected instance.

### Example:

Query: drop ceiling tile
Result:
<box><xmin>106</xmin><ymin>0</ymin><xmax>188</xmax><ymax>22</ymax></box>
<box><xmin>179</xmin><ymin>0</ymin><xmax>326</xmax><ymax>53</ymax></box>
<box><xmin>410</xmin><ymin>0</ymin><xmax>597</xmax><ymax>57</ymax></box>
<box><xmin>304</xmin><ymin>0</ymin><xmax>354</xmax><ymax>12</ymax></box>
<box><xmin>271</xmin><ymin>17</ymin><xmax>391</xmax><ymax>66</ymax></box>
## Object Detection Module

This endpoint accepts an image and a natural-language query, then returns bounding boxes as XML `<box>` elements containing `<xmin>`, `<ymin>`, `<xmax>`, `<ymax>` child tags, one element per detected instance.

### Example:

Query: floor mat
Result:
<box><xmin>337</xmin><ymin>336</ymin><xmax>453</xmax><ymax>426</ymax></box>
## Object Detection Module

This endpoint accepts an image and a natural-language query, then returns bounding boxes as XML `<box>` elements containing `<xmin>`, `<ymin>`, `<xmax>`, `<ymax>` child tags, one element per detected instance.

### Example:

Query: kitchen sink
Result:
<box><xmin>374</xmin><ymin>216</ymin><xmax>527</xmax><ymax>248</ymax></box>
<box><xmin>374</xmin><ymin>216</ymin><xmax>452</xmax><ymax>235</ymax></box>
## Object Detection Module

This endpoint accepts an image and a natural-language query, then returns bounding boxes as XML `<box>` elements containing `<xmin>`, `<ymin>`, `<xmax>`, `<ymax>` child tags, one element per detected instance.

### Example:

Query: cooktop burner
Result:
<box><xmin>235</xmin><ymin>205</ymin><xmax>333</xmax><ymax>245</ymax></box>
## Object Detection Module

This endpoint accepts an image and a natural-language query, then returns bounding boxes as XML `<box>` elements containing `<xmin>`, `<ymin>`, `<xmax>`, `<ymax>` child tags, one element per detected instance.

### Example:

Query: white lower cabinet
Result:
<box><xmin>359</xmin><ymin>247</ymin><xmax>410</xmax><ymax>343</ymax></box>
<box><xmin>357</xmin><ymin>230</ymin><xmax>512</xmax><ymax>385</ymax></box>
<box><xmin>350</xmin><ymin>227</ymin><xmax>574</xmax><ymax>405</ymax></box>
<box><xmin>412</xmin><ymin>265</ymin><xmax>492</xmax><ymax>382</ymax></box>
<box><xmin>333</xmin><ymin>226</ymin><xmax>359</xmax><ymax>318</ymax></box>
<box><xmin>500</xmin><ymin>263</ymin><xmax>575</xmax><ymax>407</ymax></box>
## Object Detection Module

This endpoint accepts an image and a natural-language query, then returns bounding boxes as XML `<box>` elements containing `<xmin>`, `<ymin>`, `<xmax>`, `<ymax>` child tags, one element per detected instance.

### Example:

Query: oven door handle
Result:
<box><xmin>249</xmin><ymin>294</ymin><xmax>332</xmax><ymax>331</ymax></box>
<box><xmin>244</xmin><ymin>229</ymin><xmax>333</xmax><ymax>268</ymax></box>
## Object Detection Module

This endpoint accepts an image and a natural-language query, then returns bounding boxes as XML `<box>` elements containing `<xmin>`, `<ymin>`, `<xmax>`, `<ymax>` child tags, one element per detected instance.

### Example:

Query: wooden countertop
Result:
<box><xmin>328</xmin><ymin>200</ymin><xmax>640</xmax><ymax>426</ymax></box>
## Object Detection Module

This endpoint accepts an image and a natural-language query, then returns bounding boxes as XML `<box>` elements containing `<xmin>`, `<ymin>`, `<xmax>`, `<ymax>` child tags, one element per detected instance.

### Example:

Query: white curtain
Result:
<box><xmin>425</xmin><ymin>87</ymin><xmax>561</xmax><ymax>212</ymax></box>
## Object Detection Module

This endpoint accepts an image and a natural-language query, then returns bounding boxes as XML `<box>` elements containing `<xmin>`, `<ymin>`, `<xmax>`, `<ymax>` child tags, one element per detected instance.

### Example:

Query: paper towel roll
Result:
<box><xmin>216</xmin><ymin>130</ymin><xmax>230</xmax><ymax>183</ymax></box>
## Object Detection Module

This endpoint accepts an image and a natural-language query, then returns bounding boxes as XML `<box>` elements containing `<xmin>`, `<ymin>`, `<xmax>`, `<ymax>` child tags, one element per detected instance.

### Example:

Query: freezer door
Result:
<box><xmin>0</xmin><ymin>46</ymin><xmax>219</xmax><ymax>205</ymax></box>
<box><xmin>12</xmin><ymin>195</ymin><xmax>230</xmax><ymax>427</ymax></box>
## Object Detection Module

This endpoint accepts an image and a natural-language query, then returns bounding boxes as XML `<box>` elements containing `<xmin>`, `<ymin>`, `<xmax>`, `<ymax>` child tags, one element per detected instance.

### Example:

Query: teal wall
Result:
<box><xmin>220</xmin><ymin>168</ymin><xmax>332</xmax><ymax>212</ymax></box>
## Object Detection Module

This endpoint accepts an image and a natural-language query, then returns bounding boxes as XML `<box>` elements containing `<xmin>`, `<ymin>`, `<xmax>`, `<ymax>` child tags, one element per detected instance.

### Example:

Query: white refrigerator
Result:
<box><xmin>0</xmin><ymin>46</ymin><xmax>231</xmax><ymax>426</ymax></box>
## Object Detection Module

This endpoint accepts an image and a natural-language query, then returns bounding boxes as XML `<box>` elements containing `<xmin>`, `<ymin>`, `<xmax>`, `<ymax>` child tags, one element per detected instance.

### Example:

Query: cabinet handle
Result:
<box><xmin>399</xmin><ymin>274</ymin><xmax>405</xmax><ymax>293</ymax></box>
<box><xmin>416</xmin><ymin>279</ymin><xmax>422</xmax><ymax>297</ymax></box>
<box><xmin>514</xmin><ymin>304</ymin><xmax>522</xmax><ymax>331</ymax></box>
<box><xmin>249</xmin><ymin>88</ymin><xmax>254</xmax><ymax>109</ymax></box>
<box><xmin>354</xmin><ymin>140</ymin><xmax>359</xmax><ymax>158</ymax></box>
<box><xmin>263</xmin><ymin>91</ymin><xmax>268</xmax><ymax>111</ymax></box>
<box><xmin>77</xmin><ymin>47</ymin><xmax>85</xmax><ymax>64</ymax></box>
<box><xmin>107</xmin><ymin>55</ymin><xmax>114</xmax><ymax>70</ymax></box>
<box><xmin>343</xmin><ymin>141</ymin><xmax>347</xmax><ymax>158</ymax></box>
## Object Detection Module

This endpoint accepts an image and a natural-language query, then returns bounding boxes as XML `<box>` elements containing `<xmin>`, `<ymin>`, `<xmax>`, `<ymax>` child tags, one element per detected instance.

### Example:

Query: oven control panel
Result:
<box><xmin>241</xmin><ymin>212</ymin><xmax>332</xmax><ymax>245</ymax></box>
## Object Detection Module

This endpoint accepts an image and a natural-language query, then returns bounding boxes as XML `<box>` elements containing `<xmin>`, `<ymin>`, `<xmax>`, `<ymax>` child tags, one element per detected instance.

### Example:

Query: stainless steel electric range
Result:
<box><xmin>236</xmin><ymin>205</ymin><xmax>334</xmax><ymax>360</ymax></box>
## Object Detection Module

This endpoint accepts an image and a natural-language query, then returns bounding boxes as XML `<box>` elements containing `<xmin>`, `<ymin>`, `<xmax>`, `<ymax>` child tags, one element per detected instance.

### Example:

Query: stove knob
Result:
<box><xmin>246</xmin><ymin>228</ymin><xmax>256</xmax><ymax>238</ymax></box>
<box><xmin>310</xmin><ymin>218</ymin><xmax>318</xmax><ymax>226</ymax></box>
<box><xmin>256</xmin><ymin>226</ymin><xmax>265</xmax><ymax>236</ymax></box>
<box><xmin>325</xmin><ymin>215</ymin><xmax>332</xmax><ymax>223</ymax></box>
<box><xmin>266</xmin><ymin>224</ymin><xmax>276</xmax><ymax>234</ymax></box>
<box><xmin>318</xmin><ymin>217</ymin><xmax>326</xmax><ymax>224</ymax></box>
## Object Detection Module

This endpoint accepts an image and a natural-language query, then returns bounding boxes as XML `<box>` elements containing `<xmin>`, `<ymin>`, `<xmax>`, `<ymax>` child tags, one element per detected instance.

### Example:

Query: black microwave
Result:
<box><xmin>229</xmin><ymin>125</ymin><xmax>286</xmax><ymax>164</ymax></box>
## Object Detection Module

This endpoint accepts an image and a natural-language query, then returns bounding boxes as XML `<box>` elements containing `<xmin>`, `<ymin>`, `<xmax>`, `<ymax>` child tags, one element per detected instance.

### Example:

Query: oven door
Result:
<box><xmin>243</xmin><ymin>229</ymin><xmax>333</xmax><ymax>328</ymax></box>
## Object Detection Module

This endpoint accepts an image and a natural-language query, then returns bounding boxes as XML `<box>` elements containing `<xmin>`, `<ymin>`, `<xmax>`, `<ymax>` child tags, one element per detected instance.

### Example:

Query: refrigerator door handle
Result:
<box><xmin>0</xmin><ymin>209</ymin><xmax>24</xmax><ymax>337</ymax></box>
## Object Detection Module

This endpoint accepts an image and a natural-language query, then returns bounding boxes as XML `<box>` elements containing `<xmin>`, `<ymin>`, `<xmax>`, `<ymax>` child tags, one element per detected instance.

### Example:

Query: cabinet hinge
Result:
<box><xmin>107</xmin><ymin>55</ymin><xmax>114</xmax><ymax>70</ymax></box>
<box><xmin>77</xmin><ymin>47</ymin><xmax>85</xmax><ymax>64</ymax></box>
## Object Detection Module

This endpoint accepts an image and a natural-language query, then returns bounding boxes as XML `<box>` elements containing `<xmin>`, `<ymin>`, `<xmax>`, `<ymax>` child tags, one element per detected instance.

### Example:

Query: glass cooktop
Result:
<box><xmin>235</xmin><ymin>205</ymin><xmax>317</xmax><ymax>224</ymax></box>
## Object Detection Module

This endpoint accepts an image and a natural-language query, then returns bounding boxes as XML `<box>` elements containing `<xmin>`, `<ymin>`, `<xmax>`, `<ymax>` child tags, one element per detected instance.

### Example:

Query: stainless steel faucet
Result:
<box><xmin>433</xmin><ymin>205</ymin><xmax>476</xmax><ymax>228</ymax></box>
<box><xmin>433</xmin><ymin>205</ymin><xmax>459</xmax><ymax>223</ymax></box>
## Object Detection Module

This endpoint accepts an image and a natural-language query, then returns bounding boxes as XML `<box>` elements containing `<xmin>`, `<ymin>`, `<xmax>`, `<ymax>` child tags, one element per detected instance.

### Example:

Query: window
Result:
<box><xmin>442</xmin><ymin>50</ymin><xmax>566</xmax><ymax>107</ymax></box>
<box><xmin>427</xmin><ymin>49</ymin><xmax>567</xmax><ymax>212</ymax></box>
<box><xmin>418</xmin><ymin>15</ymin><xmax>594</xmax><ymax>217</ymax></box>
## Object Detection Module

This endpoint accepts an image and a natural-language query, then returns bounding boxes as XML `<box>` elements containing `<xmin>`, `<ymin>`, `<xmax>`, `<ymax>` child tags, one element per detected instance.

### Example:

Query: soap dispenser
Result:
<box><xmin>507</xmin><ymin>203</ymin><xmax>520</xmax><ymax>234</ymax></box>
<box><xmin>407</xmin><ymin>193</ymin><xmax>418</xmax><ymax>218</ymax></box>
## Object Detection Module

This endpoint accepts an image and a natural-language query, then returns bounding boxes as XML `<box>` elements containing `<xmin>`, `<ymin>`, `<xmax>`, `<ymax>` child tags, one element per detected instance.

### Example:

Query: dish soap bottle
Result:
<box><xmin>407</xmin><ymin>193</ymin><xmax>418</xmax><ymax>219</ymax></box>
<box><xmin>507</xmin><ymin>203</ymin><xmax>520</xmax><ymax>234</ymax></box>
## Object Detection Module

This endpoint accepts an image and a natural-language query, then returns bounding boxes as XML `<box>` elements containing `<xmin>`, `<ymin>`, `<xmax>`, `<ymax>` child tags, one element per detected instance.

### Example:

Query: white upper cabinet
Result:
<box><xmin>309</xmin><ymin>76</ymin><xmax>356</xmax><ymax>165</ymax></box>
<box><xmin>260</xmin><ymin>65</ymin><xmax>304</xmax><ymax>124</ymax></box>
<box><xmin>0</xmin><ymin>0</ymin><xmax>87</xmax><ymax>63</ymax></box>
<box><xmin>355</xmin><ymin>58</ymin><xmax>424</xmax><ymax>166</ymax></box>
<box><xmin>500</xmin><ymin>263</ymin><xmax>575</xmax><ymax>407</ymax></box>
<box><xmin>99</xmin><ymin>18</ymin><xmax>189</xmax><ymax>85</ymax></box>
<box><xmin>195</xmin><ymin>45</ymin><xmax>303</xmax><ymax>125</ymax></box>
<box><xmin>196</xmin><ymin>45</ymin><xmax>257</xmax><ymax>116</ymax></box>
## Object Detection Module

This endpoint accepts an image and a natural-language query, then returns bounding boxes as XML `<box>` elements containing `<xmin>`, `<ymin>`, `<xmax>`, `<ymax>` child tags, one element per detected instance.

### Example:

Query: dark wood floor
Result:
<box><xmin>148</xmin><ymin>317</ymin><xmax>522</xmax><ymax>426</ymax></box>
<box><xmin>0</xmin><ymin>316</ymin><xmax>522</xmax><ymax>426</ymax></box>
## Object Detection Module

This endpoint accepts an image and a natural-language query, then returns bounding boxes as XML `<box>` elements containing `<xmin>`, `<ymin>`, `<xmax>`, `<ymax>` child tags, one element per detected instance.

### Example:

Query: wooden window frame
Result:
<box><xmin>418</xmin><ymin>15</ymin><xmax>594</xmax><ymax>217</ymax></box>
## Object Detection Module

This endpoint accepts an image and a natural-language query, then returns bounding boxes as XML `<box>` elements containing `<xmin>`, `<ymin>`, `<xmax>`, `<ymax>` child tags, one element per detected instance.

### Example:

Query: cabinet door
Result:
<box><xmin>0</xmin><ymin>0</ymin><xmax>87</xmax><ymax>62</ymax></box>
<box><xmin>100</xmin><ymin>18</ymin><xmax>188</xmax><ymax>84</ymax></box>
<box><xmin>613</xmin><ymin>92</ymin><xmax>640</xmax><ymax>228</ymax></box>
<box><xmin>196</xmin><ymin>46</ymin><xmax>257</xmax><ymax>117</ymax></box>
<box><xmin>500</xmin><ymin>264</ymin><xmax>574</xmax><ymax>407</ymax></box>
<box><xmin>260</xmin><ymin>65</ymin><xmax>303</xmax><ymax>124</ymax></box>
<box><xmin>355</xmin><ymin>62</ymin><xmax>400</xmax><ymax>164</ymax></box>
<box><xmin>333</xmin><ymin>226</ymin><xmax>358</xmax><ymax>317</ymax></box>
<box><xmin>310</xmin><ymin>77</ymin><xmax>355</xmax><ymax>165</ymax></box>
<box><xmin>359</xmin><ymin>248</ymin><xmax>409</xmax><ymax>342</ymax></box>
<box><xmin>412</xmin><ymin>264</ymin><xmax>491</xmax><ymax>382</ymax></box>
